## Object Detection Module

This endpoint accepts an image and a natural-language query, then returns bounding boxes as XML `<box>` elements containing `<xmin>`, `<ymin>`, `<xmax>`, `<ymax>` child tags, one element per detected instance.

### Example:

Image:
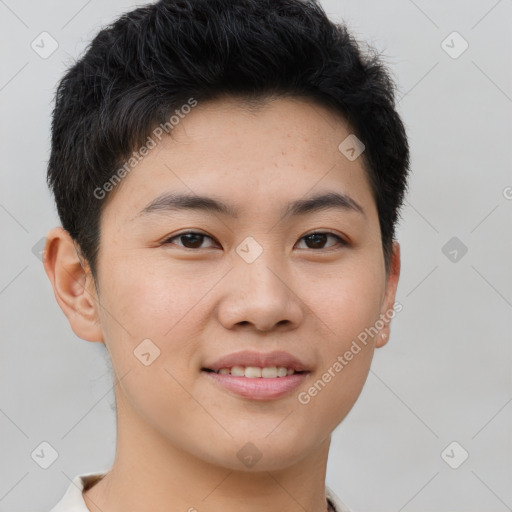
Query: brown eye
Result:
<box><xmin>164</xmin><ymin>231</ymin><xmax>216</xmax><ymax>249</ymax></box>
<box><xmin>297</xmin><ymin>232</ymin><xmax>346</xmax><ymax>250</ymax></box>
<box><xmin>163</xmin><ymin>231</ymin><xmax>346</xmax><ymax>251</ymax></box>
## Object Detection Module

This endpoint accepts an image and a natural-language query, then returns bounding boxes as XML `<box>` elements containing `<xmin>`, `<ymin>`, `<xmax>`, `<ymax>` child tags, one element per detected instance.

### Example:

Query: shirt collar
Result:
<box><xmin>50</xmin><ymin>472</ymin><xmax>354</xmax><ymax>512</ymax></box>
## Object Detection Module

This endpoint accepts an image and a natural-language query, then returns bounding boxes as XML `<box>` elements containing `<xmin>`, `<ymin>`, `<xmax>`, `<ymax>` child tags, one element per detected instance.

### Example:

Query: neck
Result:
<box><xmin>83</xmin><ymin>390</ymin><xmax>332</xmax><ymax>512</ymax></box>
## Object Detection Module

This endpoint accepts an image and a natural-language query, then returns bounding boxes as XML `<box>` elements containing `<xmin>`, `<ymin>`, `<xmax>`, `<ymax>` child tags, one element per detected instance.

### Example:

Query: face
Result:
<box><xmin>58</xmin><ymin>96</ymin><xmax>400</xmax><ymax>472</ymax></box>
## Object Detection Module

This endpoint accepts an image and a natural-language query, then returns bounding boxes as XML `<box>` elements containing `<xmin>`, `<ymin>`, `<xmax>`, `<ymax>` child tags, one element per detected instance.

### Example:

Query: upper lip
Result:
<box><xmin>203</xmin><ymin>350</ymin><xmax>310</xmax><ymax>372</ymax></box>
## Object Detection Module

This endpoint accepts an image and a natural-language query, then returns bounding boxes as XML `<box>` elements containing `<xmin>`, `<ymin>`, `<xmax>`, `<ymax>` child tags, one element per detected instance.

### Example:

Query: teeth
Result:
<box><xmin>215</xmin><ymin>366</ymin><xmax>297</xmax><ymax>378</ymax></box>
<box><xmin>231</xmin><ymin>366</ymin><xmax>245</xmax><ymax>377</ymax></box>
<box><xmin>262</xmin><ymin>367</ymin><xmax>277</xmax><ymax>378</ymax></box>
<box><xmin>276</xmin><ymin>367</ymin><xmax>288</xmax><ymax>377</ymax></box>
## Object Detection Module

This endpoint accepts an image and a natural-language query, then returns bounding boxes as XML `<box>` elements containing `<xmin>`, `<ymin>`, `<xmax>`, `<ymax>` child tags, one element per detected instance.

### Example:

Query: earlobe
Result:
<box><xmin>43</xmin><ymin>227</ymin><xmax>103</xmax><ymax>343</ymax></box>
<box><xmin>376</xmin><ymin>331</ymin><xmax>388</xmax><ymax>348</ymax></box>
<box><xmin>376</xmin><ymin>241</ymin><xmax>401</xmax><ymax>348</ymax></box>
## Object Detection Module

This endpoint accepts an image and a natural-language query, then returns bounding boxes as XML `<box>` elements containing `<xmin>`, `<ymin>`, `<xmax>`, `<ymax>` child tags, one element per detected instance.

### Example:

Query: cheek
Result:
<box><xmin>309</xmin><ymin>265</ymin><xmax>385</xmax><ymax>348</ymax></box>
<box><xmin>297</xmin><ymin>286</ymin><xmax>379</xmax><ymax>429</ymax></box>
<box><xmin>296</xmin><ymin>344</ymin><xmax>374</xmax><ymax>435</ymax></box>
<box><xmin>96</xmin><ymin>263</ymin><xmax>203</xmax><ymax>420</ymax></box>
<box><xmin>97</xmin><ymin>254</ymin><xmax>235</xmax><ymax>404</ymax></box>
<box><xmin>95</xmin><ymin>260</ymin><xmax>206</xmax><ymax>383</ymax></box>
<box><xmin>99</xmin><ymin>259</ymin><xmax>201</xmax><ymax>337</ymax></box>
<box><xmin>291</xmin><ymin>267</ymin><xmax>384</xmax><ymax>426</ymax></box>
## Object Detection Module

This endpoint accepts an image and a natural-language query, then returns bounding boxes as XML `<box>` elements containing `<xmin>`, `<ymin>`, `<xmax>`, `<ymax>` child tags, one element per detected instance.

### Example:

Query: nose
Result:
<box><xmin>216</xmin><ymin>254</ymin><xmax>304</xmax><ymax>333</ymax></box>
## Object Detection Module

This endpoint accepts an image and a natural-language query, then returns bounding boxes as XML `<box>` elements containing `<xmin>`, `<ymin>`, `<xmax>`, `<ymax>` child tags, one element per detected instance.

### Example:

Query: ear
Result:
<box><xmin>375</xmin><ymin>241</ymin><xmax>401</xmax><ymax>348</ymax></box>
<box><xmin>43</xmin><ymin>227</ymin><xmax>103</xmax><ymax>343</ymax></box>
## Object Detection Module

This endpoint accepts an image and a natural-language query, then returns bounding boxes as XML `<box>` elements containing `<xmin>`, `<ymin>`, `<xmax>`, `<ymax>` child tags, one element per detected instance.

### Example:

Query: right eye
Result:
<box><xmin>162</xmin><ymin>231</ymin><xmax>219</xmax><ymax>250</ymax></box>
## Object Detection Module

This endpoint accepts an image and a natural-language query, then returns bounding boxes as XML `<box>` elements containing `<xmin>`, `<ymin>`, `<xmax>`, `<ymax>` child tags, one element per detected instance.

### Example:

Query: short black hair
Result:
<box><xmin>47</xmin><ymin>0</ymin><xmax>410</xmax><ymax>279</ymax></box>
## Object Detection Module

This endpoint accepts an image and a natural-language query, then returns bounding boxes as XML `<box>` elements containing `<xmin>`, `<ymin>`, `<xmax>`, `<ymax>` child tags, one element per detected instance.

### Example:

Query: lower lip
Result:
<box><xmin>203</xmin><ymin>371</ymin><xmax>309</xmax><ymax>400</ymax></box>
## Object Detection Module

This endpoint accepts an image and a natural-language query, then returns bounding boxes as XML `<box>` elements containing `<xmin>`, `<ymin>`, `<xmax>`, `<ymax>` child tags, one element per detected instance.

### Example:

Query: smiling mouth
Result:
<box><xmin>201</xmin><ymin>365</ymin><xmax>310</xmax><ymax>400</ymax></box>
<box><xmin>201</xmin><ymin>366</ymin><xmax>307</xmax><ymax>378</ymax></box>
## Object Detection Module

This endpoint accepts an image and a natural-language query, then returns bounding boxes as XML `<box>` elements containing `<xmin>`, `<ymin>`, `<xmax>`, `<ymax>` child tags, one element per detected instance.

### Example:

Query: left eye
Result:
<box><xmin>296</xmin><ymin>232</ymin><xmax>346</xmax><ymax>250</ymax></box>
<box><xmin>163</xmin><ymin>231</ymin><xmax>346</xmax><ymax>250</ymax></box>
<box><xmin>164</xmin><ymin>232</ymin><xmax>218</xmax><ymax>249</ymax></box>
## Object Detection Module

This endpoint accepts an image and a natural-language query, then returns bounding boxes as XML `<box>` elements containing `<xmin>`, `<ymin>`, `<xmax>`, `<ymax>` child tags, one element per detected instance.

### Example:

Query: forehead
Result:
<box><xmin>102</xmin><ymin>95</ymin><xmax>376</xmax><ymax>222</ymax></box>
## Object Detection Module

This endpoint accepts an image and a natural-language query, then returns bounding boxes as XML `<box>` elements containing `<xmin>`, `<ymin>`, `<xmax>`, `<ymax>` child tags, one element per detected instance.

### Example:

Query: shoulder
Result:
<box><xmin>48</xmin><ymin>471</ymin><xmax>108</xmax><ymax>512</ymax></box>
<box><xmin>50</xmin><ymin>474</ymin><xmax>353</xmax><ymax>512</ymax></box>
<box><xmin>325</xmin><ymin>485</ymin><xmax>356</xmax><ymax>512</ymax></box>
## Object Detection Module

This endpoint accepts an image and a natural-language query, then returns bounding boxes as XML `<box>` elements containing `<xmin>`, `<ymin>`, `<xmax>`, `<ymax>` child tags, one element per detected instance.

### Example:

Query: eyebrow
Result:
<box><xmin>137</xmin><ymin>191</ymin><xmax>366</xmax><ymax>219</ymax></box>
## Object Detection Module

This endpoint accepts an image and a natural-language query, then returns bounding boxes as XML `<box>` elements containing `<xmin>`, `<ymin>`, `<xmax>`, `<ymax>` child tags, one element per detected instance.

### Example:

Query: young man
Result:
<box><xmin>44</xmin><ymin>0</ymin><xmax>410</xmax><ymax>511</ymax></box>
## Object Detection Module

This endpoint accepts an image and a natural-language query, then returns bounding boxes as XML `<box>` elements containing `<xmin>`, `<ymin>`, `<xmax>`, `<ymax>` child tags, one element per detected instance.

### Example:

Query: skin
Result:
<box><xmin>44</xmin><ymin>95</ymin><xmax>400</xmax><ymax>512</ymax></box>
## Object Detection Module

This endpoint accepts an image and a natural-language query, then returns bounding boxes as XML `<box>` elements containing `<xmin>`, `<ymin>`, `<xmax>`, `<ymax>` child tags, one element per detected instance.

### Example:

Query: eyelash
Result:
<box><xmin>162</xmin><ymin>230</ymin><xmax>348</xmax><ymax>251</ymax></box>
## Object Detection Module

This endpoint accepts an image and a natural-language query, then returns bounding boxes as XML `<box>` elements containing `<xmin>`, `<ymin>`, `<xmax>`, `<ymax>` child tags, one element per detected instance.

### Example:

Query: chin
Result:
<box><xmin>192</xmin><ymin>433</ymin><xmax>321</xmax><ymax>473</ymax></box>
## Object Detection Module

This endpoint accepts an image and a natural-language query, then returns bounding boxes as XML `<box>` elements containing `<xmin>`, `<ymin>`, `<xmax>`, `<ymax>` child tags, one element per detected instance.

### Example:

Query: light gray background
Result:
<box><xmin>0</xmin><ymin>0</ymin><xmax>511</xmax><ymax>511</ymax></box>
